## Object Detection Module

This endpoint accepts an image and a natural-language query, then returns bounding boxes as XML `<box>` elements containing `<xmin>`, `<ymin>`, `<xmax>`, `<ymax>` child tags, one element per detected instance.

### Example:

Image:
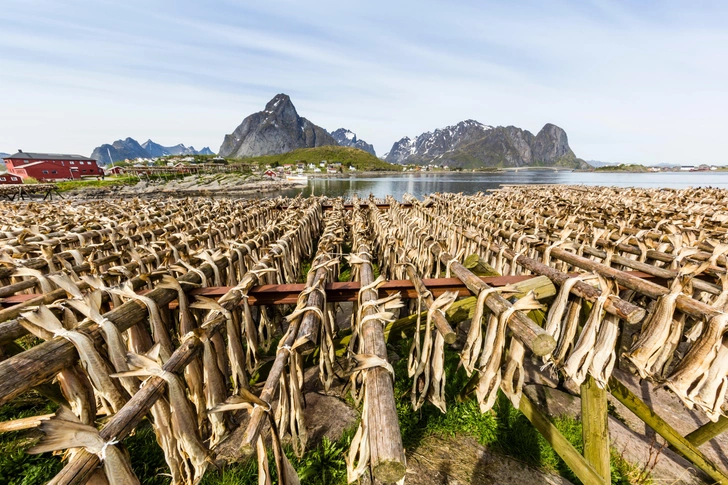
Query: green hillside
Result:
<box><xmin>239</xmin><ymin>146</ymin><xmax>399</xmax><ymax>171</ymax></box>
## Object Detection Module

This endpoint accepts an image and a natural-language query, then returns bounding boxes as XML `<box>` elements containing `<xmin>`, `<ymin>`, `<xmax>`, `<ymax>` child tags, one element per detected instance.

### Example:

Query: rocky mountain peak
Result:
<box><xmin>329</xmin><ymin>128</ymin><xmax>376</xmax><ymax>156</ymax></box>
<box><xmin>264</xmin><ymin>93</ymin><xmax>294</xmax><ymax>113</ymax></box>
<box><xmin>218</xmin><ymin>94</ymin><xmax>337</xmax><ymax>158</ymax></box>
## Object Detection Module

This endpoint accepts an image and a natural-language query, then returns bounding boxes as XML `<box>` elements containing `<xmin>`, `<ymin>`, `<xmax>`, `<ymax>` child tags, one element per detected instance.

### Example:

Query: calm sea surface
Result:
<box><xmin>274</xmin><ymin>171</ymin><xmax>728</xmax><ymax>201</ymax></box>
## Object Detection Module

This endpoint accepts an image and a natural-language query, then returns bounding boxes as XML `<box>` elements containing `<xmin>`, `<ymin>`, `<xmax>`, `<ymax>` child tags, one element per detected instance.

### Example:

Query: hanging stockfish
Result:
<box><xmin>625</xmin><ymin>263</ymin><xmax>705</xmax><ymax>379</ymax></box>
<box><xmin>20</xmin><ymin>304</ymin><xmax>127</xmax><ymax>414</ymax></box>
<box><xmin>210</xmin><ymin>385</ymin><xmax>300</xmax><ymax>485</ymax></box>
<box><xmin>222</xmin><ymin>265</ymin><xmax>278</xmax><ymax>373</ymax></box>
<box><xmin>258</xmin><ymin>306</ymin><xmax>275</xmax><ymax>353</ymax></box>
<box><xmin>542</xmin><ymin>273</ymin><xmax>595</xmax><ymax>364</ymax></box>
<box><xmin>475</xmin><ymin>292</ymin><xmax>543</xmax><ymax>412</ymax></box>
<box><xmin>12</xmin><ymin>266</ymin><xmax>55</xmax><ymax>294</ymax></box>
<box><xmin>110</xmin><ymin>284</ymin><xmax>174</xmax><ymax>361</ymax></box>
<box><xmin>460</xmin><ymin>284</ymin><xmax>519</xmax><ymax>376</ymax></box>
<box><xmin>156</xmin><ymin>275</ymin><xmax>198</xmax><ymax>337</ymax></box>
<box><xmin>346</xmin><ymin>382</ymin><xmax>371</xmax><ymax>483</ymax></box>
<box><xmin>667</xmin><ymin>312</ymin><xmax>728</xmax><ymax>409</ymax></box>
<box><xmin>57</xmin><ymin>363</ymin><xmax>97</xmax><ymax>426</ymax></box>
<box><xmin>694</xmin><ymin>335</ymin><xmax>728</xmax><ymax>421</ymax></box>
<box><xmin>275</xmin><ymin>346</ymin><xmax>308</xmax><ymax>458</ymax></box>
<box><xmin>66</xmin><ymin>290</ymin><xmax>139</xmax><ymax>395</ymax></box>
<box><xmin>196</xmin><ymin>323</ymin><xmax>229</xmax><ymax>447</ymax></box>
<box><xmin>686</xmin><ymin>255</ymin><xmax>728</xmax><ymax>342</ymax></box>
<box><xmin>501</xmin><ymin>292</ymin><xmax>546</xmax><ymax>408</ymax></box>
<box><xmin>190</xmin><ymin>296</ymin><xmax>249</xmax><ymax>395</ymax></box>
<box><xmin>28</xmin><ymin>407</ymin><xmax>140</xmax><ymax>485</ymax></box>
<box><xmin>587</xmin><ymin>281</ymin><xmax>620</xmax><ymax>388</ymax></box>
<box><xmin>561</xmin><ymin>277</ymin><xmax>610</xmax><ymax>386</ymax></box>
<box><xmin>408</xmin><ymin>291</ymin><xmax>458</xmax><ymax>412</ymax></box>
<box><xmin>112</xmin><ymin>344</ymin><xmax>210</xmax><ymax>484</ymax></box>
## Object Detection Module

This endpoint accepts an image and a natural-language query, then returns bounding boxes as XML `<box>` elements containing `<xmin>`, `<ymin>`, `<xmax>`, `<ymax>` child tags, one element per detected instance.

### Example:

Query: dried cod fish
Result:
<box><xmin>112</xmin><ymin>345</ymin><xmax>209</xmax><ymax>484</ymax></box>
<box><xmin>501</xmin><ymin>292</ymin><xmax>546</xmax><ymax>407</ymax></box>
<box><xmin>20</xmin><ymin>304</ymin><xmax>127</xmax><ymax>414</ymax></box>
<box><xmin>28</xmin><ymin>407</ymin><xmax>139</xmax><ymax>485</ymax></box>
<box><xmin>625</xmin><ymin>269</ymin><xmax>695</xmax><ymax>379</ymax></box>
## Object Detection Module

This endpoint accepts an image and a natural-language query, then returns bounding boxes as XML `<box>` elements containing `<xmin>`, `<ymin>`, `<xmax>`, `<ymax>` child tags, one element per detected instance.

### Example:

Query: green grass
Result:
<box><xmin>236</xmin><ymin>146</ymin><xmax>400</xmax><ymax>172</ymax></box>
<box><xmin>594</xmin><ymin>164</ymin><xmax>648</xmax><ymax>173</ymax></box>
<box><xmin>55</xmin><ymin>176</ymin><xmax>139</xmax><ymax>192</ymax></box>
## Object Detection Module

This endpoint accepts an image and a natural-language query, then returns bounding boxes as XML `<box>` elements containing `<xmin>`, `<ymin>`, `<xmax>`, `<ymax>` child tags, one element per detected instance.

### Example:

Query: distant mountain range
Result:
<box><xmin>587</xmin><ymin>160</ymin><xmax>625</xmax><ymax>168</ymax></box>
<box><xmin>11</xmin><ymin>93</ymin><xmax>592</xmax><ymax>170</ymax></box>
<box><xmin>384</xmin><ymin>120</ymin><xmax>589</xmax><ymax>169</ymax></box>
<box><xmin>90</xmin><ymin>139</ymin><xmax>214</xmax><ymax>164</ymax></box>
<box><xmin>217</xmin><ymin>93</ymin><xmax>586</xmax><ymax>169</ymax></box>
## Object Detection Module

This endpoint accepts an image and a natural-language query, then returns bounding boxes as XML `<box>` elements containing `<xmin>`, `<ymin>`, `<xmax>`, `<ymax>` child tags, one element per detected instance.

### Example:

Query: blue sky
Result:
<box><xmin>1</xmin><ymin>0</ymin><xmax>726</xmax><ymax>164</ymax></box>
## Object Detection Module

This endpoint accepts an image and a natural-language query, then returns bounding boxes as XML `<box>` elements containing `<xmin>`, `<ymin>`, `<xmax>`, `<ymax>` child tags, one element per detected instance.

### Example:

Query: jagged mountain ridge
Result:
<box><xmin>384</xmin><ymin>120</ymin><xmax>490</xmax><ymax>164</ymax></box>
<box><xmin>384</xmin><ymin>121</ymin><xmax>589</xmax><ymax>169</ymax></box>
<box><xmin>219</xmin><ymin>94</ymin><xmax>337</xmax><ymax>158</ymax></box>
<box><xmin>329</xmin><ymin>128</ymin><xmax>376</xmax><ymax>156</ymax></box>
<box><xmin>91</xmin><ymin>139</ymin><xmax>215</xmax><ymax>164</ymax></box>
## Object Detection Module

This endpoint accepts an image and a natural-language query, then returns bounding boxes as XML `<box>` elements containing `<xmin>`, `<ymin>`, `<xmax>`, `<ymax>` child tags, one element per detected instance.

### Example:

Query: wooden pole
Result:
<box><xmin>685</xmin><ymin>416</ymin><xmax>728</xmax><ymax>447</ymax></box>
<box><xmin>519</xmin><ymin>393</ymin><xmax>606</xmax><ymax>485</ymax></box>
<box><xmin>581</xmin><ymin>376</ymin><xmax>610</xmax><ymax>483</ymax></box>
<box><xmin>546</xmin><ymin>247</ymin><xmax>723</xmax><ymax>321</ymax></box>
<box><xmin>608</xmin><ymin>377</ymin><xmax>728</xmax><ymax>485</ymax></box>
<box><xmin>0</xmin><ymin>413</ymin><xmax>53</xmax><ymax>433</ymax></box>
<box><xmin>353</xmin><ymin>205</ymin><xmax>407</xmax><ymax>483</ymax></box>
<box><xmin>293</xmin><ymin>205</ymin><xmax>343</xmax><ymax>353</ymax></box>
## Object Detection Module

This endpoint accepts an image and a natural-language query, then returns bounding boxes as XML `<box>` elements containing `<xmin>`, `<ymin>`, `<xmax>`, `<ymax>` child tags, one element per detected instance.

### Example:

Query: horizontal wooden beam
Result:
<box><xmin>0</xmin><ymin>271</ymin><xmax>655</xmax><ymax>308</ymax></box>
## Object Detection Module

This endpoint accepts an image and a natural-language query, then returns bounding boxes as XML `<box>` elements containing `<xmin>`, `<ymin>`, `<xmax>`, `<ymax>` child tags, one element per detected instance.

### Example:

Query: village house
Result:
<box><xmin>106</xmin><ymin>166</ymin><xmax>125</xmax><ymax>175</ymax></box>
<box><xmin>0</xmin><ymin>174</ymin><xmax>23</xmax><ymax>184</ymax></box>
<box><xmin>3</xmin><ymin>151</ymin><xmax>100</xmax><ymax>180</ymax></box>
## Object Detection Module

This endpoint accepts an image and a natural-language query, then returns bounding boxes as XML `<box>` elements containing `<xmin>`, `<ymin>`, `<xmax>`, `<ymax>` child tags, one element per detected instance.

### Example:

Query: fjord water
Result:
<box><xmin>278</xmin><ymin>171</ymin><xmax>728</xmax><ymax>200</ymax></box>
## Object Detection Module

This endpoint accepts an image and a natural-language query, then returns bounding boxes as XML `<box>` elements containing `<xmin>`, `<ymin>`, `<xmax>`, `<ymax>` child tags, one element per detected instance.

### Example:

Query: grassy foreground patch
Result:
<box><xmin>55</xmin><ymin>176</ymin><xmax>139</xmax><ymax>192</ymax></box>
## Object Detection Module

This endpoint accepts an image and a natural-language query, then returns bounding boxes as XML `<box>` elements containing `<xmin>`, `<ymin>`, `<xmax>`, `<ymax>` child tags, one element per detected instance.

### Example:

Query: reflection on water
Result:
<box><xmin>264</xmin><ymin>171</ymin><xmax>728</xmax><ymax>201</ymax></box>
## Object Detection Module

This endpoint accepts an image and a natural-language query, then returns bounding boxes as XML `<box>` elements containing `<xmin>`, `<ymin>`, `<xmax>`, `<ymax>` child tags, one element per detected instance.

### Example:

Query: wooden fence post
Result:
<box><xmin>581</xmin><ymin>376</ymin><xmax>610</xmax><ymax>484</ymax></box>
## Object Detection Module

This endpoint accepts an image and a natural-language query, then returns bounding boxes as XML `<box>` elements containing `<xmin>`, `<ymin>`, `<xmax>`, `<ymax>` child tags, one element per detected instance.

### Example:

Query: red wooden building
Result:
<box><xmin>2</xmin><ymin>151</ymin><xmax>100</xmax><ymax>181</ymax></box>
<box><xmin>0</xmin><ymin>174</ymin><xmax>23</xmax><ymax>184</ymax></box>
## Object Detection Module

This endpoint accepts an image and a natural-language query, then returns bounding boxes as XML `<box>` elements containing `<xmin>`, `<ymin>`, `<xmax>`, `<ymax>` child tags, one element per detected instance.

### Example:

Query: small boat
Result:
<box><xmin>286</xmin><ymin>174</ymin><xmax>308</xmax><ymax>184</ymax></box>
